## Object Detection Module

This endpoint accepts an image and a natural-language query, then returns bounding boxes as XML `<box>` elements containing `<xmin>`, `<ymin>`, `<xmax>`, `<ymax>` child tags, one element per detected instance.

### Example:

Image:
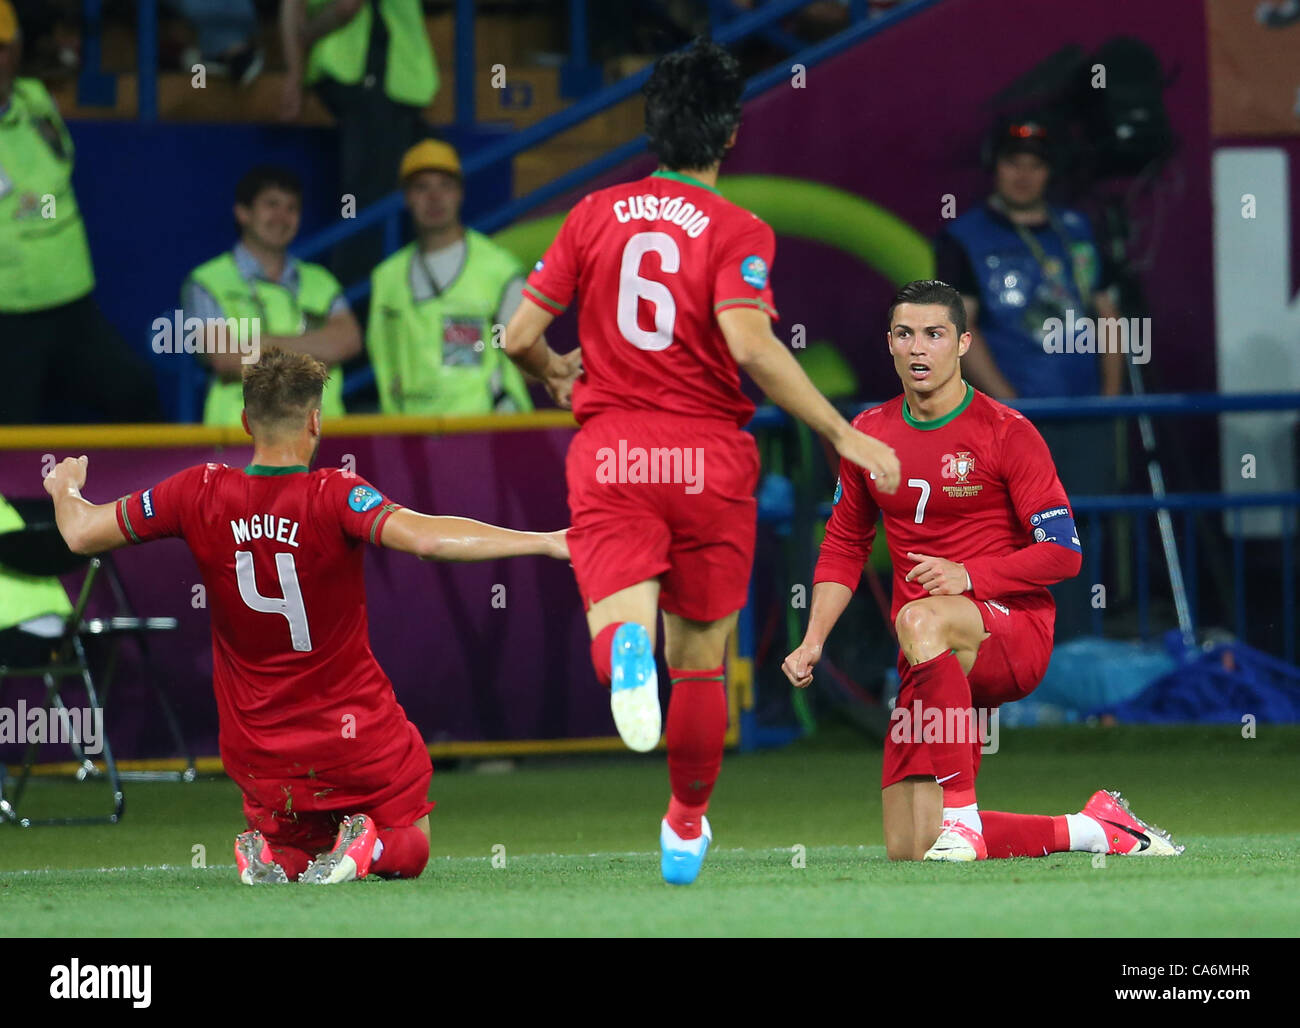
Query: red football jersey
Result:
<box><xmin>524</xmin><ymin>170</ymin><xmax>779</xmax><ymax>427</ymax></box>
<box><xmin>814</xmin><ymin>386</ymin><xmax>1081</xmax><ymax>625</ymax></box>
<box><xmin>115</xmin><ymin>463</ymin><xmax>409</xmax><ymax>777</ymax></box>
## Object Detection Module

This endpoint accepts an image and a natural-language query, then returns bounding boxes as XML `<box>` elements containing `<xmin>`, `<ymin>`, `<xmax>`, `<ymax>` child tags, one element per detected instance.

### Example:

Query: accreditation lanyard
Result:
<box><xmin>236</xmin><ymin>253</ymin><xmax>304</xmax><ymax>333</ymax></box>
<box><xmin>416</xmin><ymin>250</ymin><xmax>445</xmax><ymax>299</ymax></box>
<box><xmin>990</xmin><ymin>196</ymin><xmax>1092</xmax><ymax>309</ymax></box>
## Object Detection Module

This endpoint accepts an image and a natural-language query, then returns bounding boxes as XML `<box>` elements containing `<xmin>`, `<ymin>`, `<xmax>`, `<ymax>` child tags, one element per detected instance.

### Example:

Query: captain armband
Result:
<box><xmin>1028</xmin><ymin>505</ymin><xmax>1082</xmax><ymax>553</ymax></box>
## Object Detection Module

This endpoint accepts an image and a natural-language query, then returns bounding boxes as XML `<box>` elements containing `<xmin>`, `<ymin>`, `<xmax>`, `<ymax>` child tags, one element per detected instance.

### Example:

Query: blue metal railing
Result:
<box><xmin>454</xmin><ymin>0</ymin><xmax>475</xmax><ymax>127</ymax></box>
<box><xmin>1071</xmin><ymin>494</ymin><xmax>1299</xmax><ymax>659</ymax></box>
<box><xmin>472</xmin><ymin>0</ymin><xmax>944</xmax><ymax>237</ymax></box>
<box><xmin>84</xmin><ymin>1</ymin><xmax>912</xmax><ymax>131</ymax></box>
<box><xmin>291</xmin><ymin>0</ymin><xmax>943</xmax><ymax>399</ymax></box>
<box><xmin>296</xmin><ymin>0</ymin><xmax>920</xmax><ymax>272</ymax></box>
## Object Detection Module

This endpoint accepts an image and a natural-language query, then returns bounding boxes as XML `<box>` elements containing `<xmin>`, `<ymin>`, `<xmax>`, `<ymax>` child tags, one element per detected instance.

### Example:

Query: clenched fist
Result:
<box><xmin>781</xmin><ymin>640</ymin><xmax>823</xmax><ymax>689</ymax></box>
<box><xmin>43</xmin><ymin>455</ymin><xmax>89</xmax><ymax>497</ymax></box>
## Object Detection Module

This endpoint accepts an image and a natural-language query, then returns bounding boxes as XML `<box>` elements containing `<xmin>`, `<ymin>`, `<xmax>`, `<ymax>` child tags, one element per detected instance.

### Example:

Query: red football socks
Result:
<box><xmin>371</xmin><ymin>823</ymin><xmax>431</xmax><ymax>879</ymax></box>
<box><xmin>590</xmin><ymin>622</ymin><xmax>623</xmax><ymax>687</ymax></box>
<box><xmin>903</xmin><ymin>650</ymin><xmax>977</xmax><ymax>806</ymax></box>
<box><xmin>981</xmin><ymin>812</ymin><xmax>1071</xmax><ymax>858</ymax></box>
<box><xmin>664</xmin><ymin>666</ymin><xmax>727</xmax><ymax>840</ymax></box>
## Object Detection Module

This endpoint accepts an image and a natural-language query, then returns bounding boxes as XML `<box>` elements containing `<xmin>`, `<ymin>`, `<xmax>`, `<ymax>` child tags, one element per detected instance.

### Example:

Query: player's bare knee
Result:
<box><xmin>662</xmin><ymin>611</ymin><xmax>734</xmax><ymax>670</ymax></box>
<box><xmin>894</xmin><ymin>600</ymin><xmax>949</xmax><ymax>661</ymax></box>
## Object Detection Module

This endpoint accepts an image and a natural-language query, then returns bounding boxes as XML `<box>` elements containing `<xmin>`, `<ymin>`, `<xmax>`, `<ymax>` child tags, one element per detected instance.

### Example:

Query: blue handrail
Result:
<box><xmin>295</xmin><ymin>0</ymin><xmax>944</xmax><ymax>282</ymax></box>
<box><xmin>455</xmin><ymin>0</ymin><xmax>475</xmax><ymax>127</ymax></box>
<box><xmin>1070</xmin><ymin>492</ymin><xmax>1300</xmax><ymax>512</ymax></box>
<box><xmin>138</xmin><ymin>0</ymin><xmax>158</xmax><ymax>123</ymax></box>
<box><xmin>77</xmin><ymin>0</ymin><xmax>118</xmax><ymax>109</ymax></box>
<box><xmin>472</xmin><ymin>0</ymin><xmax>948</xmax><ymax>239</ymax></box>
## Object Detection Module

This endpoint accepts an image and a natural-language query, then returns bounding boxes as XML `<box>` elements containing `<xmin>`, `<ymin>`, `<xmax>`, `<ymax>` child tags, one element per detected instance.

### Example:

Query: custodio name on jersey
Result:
<box><xmin>610</xmin><ymin>193</ymin><xmax>712</xmax><ymax>238</ymax></box>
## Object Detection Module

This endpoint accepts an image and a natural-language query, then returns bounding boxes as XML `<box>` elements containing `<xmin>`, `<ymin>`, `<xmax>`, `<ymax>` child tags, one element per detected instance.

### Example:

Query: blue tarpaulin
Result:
<box><xmin>1092</xmin><ymin>641</ymin><xmax>1300</xmax><ymax>724</ymax></box>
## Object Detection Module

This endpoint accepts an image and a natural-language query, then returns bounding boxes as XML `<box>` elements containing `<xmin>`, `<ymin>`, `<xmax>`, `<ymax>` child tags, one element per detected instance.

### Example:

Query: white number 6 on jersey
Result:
<box><xmin>617</xmin><ymin>231</ymin><xmax>679</xmax><ymax>351</ymax></box>
<box><xmin>235</xmin><ymin>551</ymin><xmax>313</xmax><ymax>651</ymax></box>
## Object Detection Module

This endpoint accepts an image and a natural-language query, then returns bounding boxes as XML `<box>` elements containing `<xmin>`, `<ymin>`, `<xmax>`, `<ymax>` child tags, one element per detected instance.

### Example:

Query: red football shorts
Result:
<box><xmin>239</xmin><ymin>719</ymin><xmax>435</xmax><ymax>857</ymax></box>
<box><xmin>881</xmin><ymin>596</ymin><xmax>1054</xmax><ymax>789</ymax></box>
<box><xmin>565</xmin><ymin>410</ymin><xmax>760</xmax><ymax>623</ymax></box>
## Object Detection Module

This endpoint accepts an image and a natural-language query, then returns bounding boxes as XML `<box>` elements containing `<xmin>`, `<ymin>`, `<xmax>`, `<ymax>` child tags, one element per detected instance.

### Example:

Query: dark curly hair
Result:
<box><xmin>644</xmin><ymin>39</ymin><xmax>743</xmax><ymax>171</ymax></box>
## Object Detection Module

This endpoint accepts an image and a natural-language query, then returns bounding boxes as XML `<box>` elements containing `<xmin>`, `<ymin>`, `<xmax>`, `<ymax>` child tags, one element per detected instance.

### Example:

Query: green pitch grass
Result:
<box><xmin>2</xmin><ymin>725</ymin><xmax>1297</xmax><ymax>936</ymax></box>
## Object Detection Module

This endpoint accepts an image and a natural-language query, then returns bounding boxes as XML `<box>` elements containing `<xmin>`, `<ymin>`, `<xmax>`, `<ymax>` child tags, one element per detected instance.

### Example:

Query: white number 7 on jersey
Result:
<box><xmin>907</xmin><ymin>478</ymin><xmax>931</xmax><ymax>524</ymax></box>
<box><xmin>235</xmin><ymin>551</ymin><xmax>313</xmax><ymax>651</ymax></box>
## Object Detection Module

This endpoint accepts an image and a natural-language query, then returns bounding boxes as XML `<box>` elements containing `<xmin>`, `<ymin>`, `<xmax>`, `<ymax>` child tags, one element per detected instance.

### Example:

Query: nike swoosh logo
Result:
<box><xmin>1101</xmin><ymin>817</ymin><xmax>1151</xmax><ymax>851</ymax></box>
<box><xmin>936</xmin><ymin>772</ymin><xmax>961</xmax><ymax>785</ymax></box>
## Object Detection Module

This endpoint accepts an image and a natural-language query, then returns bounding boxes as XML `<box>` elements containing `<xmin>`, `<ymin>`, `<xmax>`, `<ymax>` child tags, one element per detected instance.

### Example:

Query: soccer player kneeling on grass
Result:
<box><xmin>42</xmin><ymin>347</ymin><xmax>569</xmax><ymax>885</ymax></box>
<box><xmin>783</xmin><ymin>280</ymin><xmax>1182</xmax><ymax>862</ymax></box>
<box><xmin>503</xmin><ymin>40</ymin><xmax>901</xmax><ymax>885</ymax></box>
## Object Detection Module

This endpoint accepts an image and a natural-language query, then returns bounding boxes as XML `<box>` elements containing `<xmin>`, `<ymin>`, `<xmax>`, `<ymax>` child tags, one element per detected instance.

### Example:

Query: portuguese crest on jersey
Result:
<box><xmin>941</xmin><ymin>450</ymin><xmax>982</xmax><ymax>498</ymax></box>
<box><xmin>953</xmin><ymin>451</ymin><xmax>975</xmax><ymax>483</ymax></box>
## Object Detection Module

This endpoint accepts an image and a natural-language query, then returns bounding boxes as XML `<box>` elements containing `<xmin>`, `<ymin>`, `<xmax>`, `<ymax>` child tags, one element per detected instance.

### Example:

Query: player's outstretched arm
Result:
<box><xmin>781</xmin><ymin>582</ymin><xmax>855</xmax><ymax>688</ymax></box>
<box><xmin>379</xmin><ymin>508</ymin><xmax>569</xmax><ymax>562</ymax></box>
<box><xmin>717</xmin><ymin>307</ymin><xmax>901</xmax><ymax>494</ymax></box>
<box><xmin>42</xmin><ymin>456</ymin><xmax>130</xmax><ymax>555</ymax></box>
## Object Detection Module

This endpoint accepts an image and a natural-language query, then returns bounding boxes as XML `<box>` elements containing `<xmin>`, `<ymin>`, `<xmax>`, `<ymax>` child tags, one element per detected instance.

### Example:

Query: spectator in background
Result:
<box><xmin>0</xmin><ymin>1</ymin><xmax>162</xmax><ymax>425</ymax></box>
<box><xmin>367</xmin><ymin>140</ymin><xmax>537</xmax><ymax>415</ymax></box>
<box><xmin>279</xmin><ymin>0</ymin><xmax>438</xmax><ymax>288</ymax></box>
<box><xmin>935</xmin><ymin>118</ymin><xmax>1125</xmax><ymax>638</ymax></box>
<box><xmin>181</xmin><ymin>165</ymin><xmax>361</xmax><ymax>426</ymax></box>
<box><xmin>936</xmin><ymin>120</ymin><xmax>1126</xmax><ymax>407</ymax></box>
<box><xmin>12</xmin><ymin>0</ymin><xmax>79</xmax><ymax>81</ymax></box>
<box><xmin>171</xmin><ymin>0</ymin><xmax>264</xmax><ymax>86</ymax></box>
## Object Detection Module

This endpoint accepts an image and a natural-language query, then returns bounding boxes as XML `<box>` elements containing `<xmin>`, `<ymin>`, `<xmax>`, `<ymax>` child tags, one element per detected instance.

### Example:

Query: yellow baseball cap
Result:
<box><xmin>399</xmin><ymin>139</ymin><xmax>462</xmax><ymax>183</ymax></box>
<box><xmin>0</xmin><ymin>1</ymin><xmax>18</xmax><ymax>45</ymax></box>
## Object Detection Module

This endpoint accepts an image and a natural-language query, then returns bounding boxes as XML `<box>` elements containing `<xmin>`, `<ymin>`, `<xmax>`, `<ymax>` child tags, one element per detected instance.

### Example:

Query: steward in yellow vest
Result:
<box><xmin>0</xmin><ymin>5</ymin><xmax>163</xmax><ymax>425</ymax></box>
<box><xmin>181</xmin><ymin>166</ymin><xmax>361</xmax><ymax>426</ymax></box>
<box><xmin>300</xmin><ymin>0</ymin><xmax>437</xmax><ymax>108</ymax></box>
<box><xmin>0</xmin><ymin>494</ymin><xmax>72</xmax><ymax>638</ymax></box>
<box><xmin>279</xmin><ymin>1</ymin><xmax>439</xmax><ymax>287</ymax></box>
<box><xmin>0</xmin><ymin>77</ymin><xmax>93</xmax><ymax>312</ymax></box>
<box><xmin>367</xmin><ymin>141</ymin><xmax>534</xmax><ymax>415</ymax></box>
